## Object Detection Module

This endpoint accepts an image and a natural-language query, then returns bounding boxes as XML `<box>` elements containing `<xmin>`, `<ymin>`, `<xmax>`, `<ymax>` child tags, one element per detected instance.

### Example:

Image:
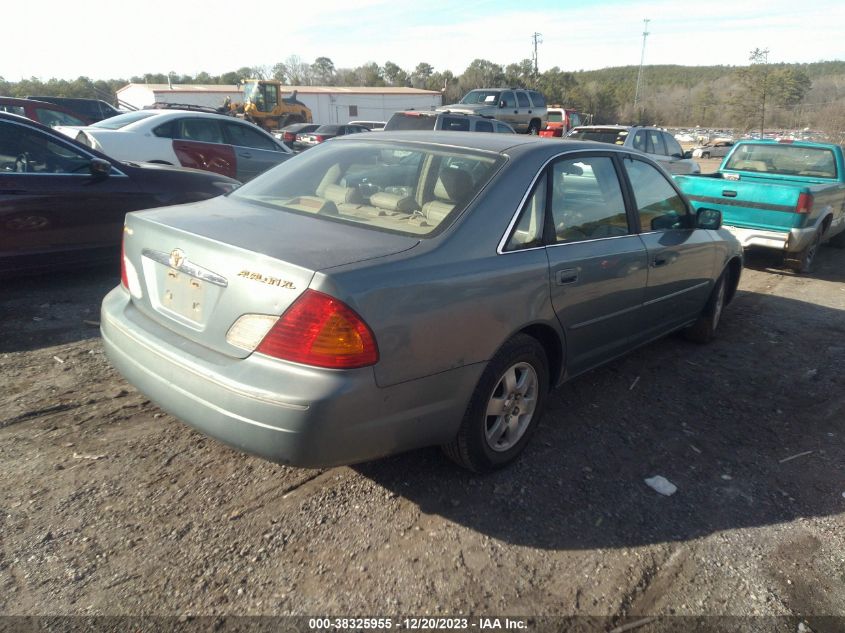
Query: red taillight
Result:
<box><xmin>120</xmin><ymin>233</ymin><xmax>129</xmax><ymax>289</ymax></box>
<box><xmin>796</xmin><ymin>192</ymin><xmax>814</xmax><ymax>214</ymax></box>
<box><xmin>283</xmin><ymin>131</ymin><xmax>295</xmax><ymax>142</ymax></box>
<box><xmin>256</xmin><ymin>290</ymin><xmax>379</xmax><ymax>369</ymax></box>
<box><xmin>314</xmin><ymin>135</ymin><xmax>326</xmax><ymax>142</ymax></box>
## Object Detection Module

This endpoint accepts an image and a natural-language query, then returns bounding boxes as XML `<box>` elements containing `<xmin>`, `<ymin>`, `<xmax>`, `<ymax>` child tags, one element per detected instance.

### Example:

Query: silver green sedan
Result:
<box><xmin>101</xmin><ymin>132</ymin><xmax>743</xmax><ymax>472</ymax></box>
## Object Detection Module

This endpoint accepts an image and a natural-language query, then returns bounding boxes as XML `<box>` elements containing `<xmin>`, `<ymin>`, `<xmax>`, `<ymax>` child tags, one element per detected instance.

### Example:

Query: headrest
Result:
<box><xmin>433</xmin><ymin>168</ymin><xmax>472</xmax><ymax>203</ymax></box>
<box><xmin>370</xmin><ymin>192</ymin><xmax>416</xmax><ymax>213</ymax></box>
<box><xmin>323</xmin><ymin>184</ymin><xmax>362</xmax><ymax>204</ymax></box>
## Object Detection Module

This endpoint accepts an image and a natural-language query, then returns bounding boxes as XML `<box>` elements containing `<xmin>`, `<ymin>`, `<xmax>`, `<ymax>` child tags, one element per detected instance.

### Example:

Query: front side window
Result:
<box><xmin>516</xmin><ymin>92</ymin><xmax>530</xmax><ymax>108</ymax></box>
<box><xmin>623</xmin><ymin>157</ymin><xmax>689</xmax><ymax>231</ymax></box>
<box><xmin>223</xmin><ymin>121</ymin><xmax>277</xmax><ymax>150</ymax></box>
<box><xmin>500</xmin><ymin>92</ymin><xmax>517</xmax><ymax>109</ymax></box>
<box><xmin>550</xmin><ymin>156</ymin><xmax>629</xmax><ymax>243</ymax></box>
<box><xmin>475</xmin><ymin>120</ymin><xmax>494</xmax><ymax>133</ymax></box>
<box><xmin>0</xmin><ymin>121</ymin><xmax>91</xmax><ymax>174</ymax></box>
<box><xmin>495</xmin><ymin>123</ymin><xmax>513</xmax><ymax>134</ymax></box>
<box><xmin>664</xmin><ymin>133</ymin><xmax>684</xmax><ymax>157</ymax></box>
<box><xmin>232</xmin><ymin>141</ymin><xmax>504</xmax><ymax>237</ymax></box>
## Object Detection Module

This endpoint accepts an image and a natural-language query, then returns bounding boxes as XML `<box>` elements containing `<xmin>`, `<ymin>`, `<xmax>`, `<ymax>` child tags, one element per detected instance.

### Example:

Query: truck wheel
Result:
<box><xmin>785</xmin><ymin>230</ymin><xmax>822</xmax><ymax>274</ymax></box>
<box><xmin>702</xmin><ymin>152</ymin><xmax>710</xmax><ymax>159</ymax></box>
<box><xmin>527</xmin><ymin>120</ymin><xmax>540</xmax><ymax>135</ymax></box>
<box><xmin>684</xmin><ymin>272</ymin><xmax>726</xmax><ymax>344</ymax></box>
<box><xmin>442</xmin><ymin>334</ymin><xmax>548</xmax><ymax>472</ymax></box>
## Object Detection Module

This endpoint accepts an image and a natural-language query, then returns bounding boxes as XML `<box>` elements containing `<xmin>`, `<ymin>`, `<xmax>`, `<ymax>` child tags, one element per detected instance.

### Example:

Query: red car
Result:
<box><xmin>539</xmin><ymin>107</ymin><xmax>584</xmax><ymax>138</ymax></box>
<box><xmin>0</xmin><ymin>97</ymin><xmax>92</xmax><ymax>128</ymax></box>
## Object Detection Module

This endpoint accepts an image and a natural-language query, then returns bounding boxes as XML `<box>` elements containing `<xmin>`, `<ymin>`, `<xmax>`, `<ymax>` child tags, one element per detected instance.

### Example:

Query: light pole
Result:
<box><xmin>633</xmin><ymin>18</ymin><xmax>650</xmax><ymax>120</ymax></box>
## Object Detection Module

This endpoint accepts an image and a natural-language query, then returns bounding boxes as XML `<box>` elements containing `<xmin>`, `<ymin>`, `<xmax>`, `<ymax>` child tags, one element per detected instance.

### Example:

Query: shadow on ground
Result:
<box><xmin>355</xmin><ymin>289</ymin><xmax>845</xmax><ymax>550</ymax></box>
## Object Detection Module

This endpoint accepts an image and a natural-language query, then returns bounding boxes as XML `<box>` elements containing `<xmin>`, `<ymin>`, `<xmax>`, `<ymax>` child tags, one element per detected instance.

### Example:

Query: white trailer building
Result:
<box><xmin>116</xmin><ymin>84</ymin><xmax>442</xmax><ymax>124</ymax></box>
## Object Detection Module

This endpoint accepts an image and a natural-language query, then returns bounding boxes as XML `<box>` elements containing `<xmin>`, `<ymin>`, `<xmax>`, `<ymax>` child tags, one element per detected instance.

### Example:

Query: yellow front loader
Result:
<box><xmin>239</xmin><ymin>80</ymin><xmax>312</xmax><ymax>133</ymax></box>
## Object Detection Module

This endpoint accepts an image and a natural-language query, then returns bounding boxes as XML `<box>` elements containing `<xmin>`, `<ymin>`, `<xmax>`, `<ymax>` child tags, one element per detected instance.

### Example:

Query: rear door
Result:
<box><xmin>620</xmin><ymin>155</ymin><xmax>716</xmax><ymax>338</ymax></box>
<box><xmin>540</xmin><ymin>153</ymin><xmax>648</xmax><ymax>374</ymax></box>
<box><xmin>498</xmin><ymin>91</ymin><xmax>520</xmax><ymax>131</ymax></box>
<box><xmin>221</xmin><ymin>120</ymin><xmax>290</xmax><ymax>181</ymax></box>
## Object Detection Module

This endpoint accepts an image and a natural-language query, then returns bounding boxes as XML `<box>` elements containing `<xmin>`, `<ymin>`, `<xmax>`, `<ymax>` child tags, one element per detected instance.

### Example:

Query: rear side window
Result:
<box><xmin>551</xmin><ymin>156</ymin><xmax>629</xmax><ymax>243</ymax></box>
<box><xmin>495</xmin><ymin>123</ymin><xmax>514</xmax><ymax>134</ymax></box>
<box><xmin>648</xmin><ymin>130</ymin><xmax>666</xmax><ymax>155</ymax></box>
<box><xmin>475</xmin><ymin>120</ymin><xmax>494</xmax><ymax>133</ymax></box>
<box><xmin>223</xmin><ymin>121</ymin><xmax>277</xmax><ymax>150</ymax></box>
<box><xmin>528</xmin><ymin>91</ymin><xmax>546</xmax><ymax>107</ymax></box>
<box><xmin>177</xmin><ymin>118</ymin><xmax>223</xmax><ymax>143</ymax></box>
<box><xmin>516</xmin><ymin>92</ymin><xmax>530</xmax><ymax>108</ymax></box>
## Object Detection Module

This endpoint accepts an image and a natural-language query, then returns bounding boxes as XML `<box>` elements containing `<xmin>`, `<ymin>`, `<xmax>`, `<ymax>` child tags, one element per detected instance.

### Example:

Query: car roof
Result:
<box><xmin>332</xmin><ymin>130</ymin><xmax>622</xmax><ymax>155</ymax></box>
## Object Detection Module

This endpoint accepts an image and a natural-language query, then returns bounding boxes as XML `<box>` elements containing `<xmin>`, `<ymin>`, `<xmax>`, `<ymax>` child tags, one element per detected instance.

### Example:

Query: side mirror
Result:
<box><xmin>90</xmin><ymin>158</ymin><xmax>111</xmax><ymax>178</ymax></box>
<box><xmin>671</xmin><ymin>152</ymin><xmax>684</xmax><ymax>159</ymax></box>
<box><xmin>696</xmin><ymin>207</ymin><xmax>722</xmax><ymax>230</ymax></box>
<box><xmin>498</xmin><ymin>100</ymin><xmax>506</xmax><ymax>109</ymax></box>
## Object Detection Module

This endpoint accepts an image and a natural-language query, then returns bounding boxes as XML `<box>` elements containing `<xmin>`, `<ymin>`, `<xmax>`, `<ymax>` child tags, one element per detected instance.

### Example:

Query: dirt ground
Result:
<box><xmin>1</xmin><ymin>233</ymin><xmax>844</xmax><ymax>629</ymax></box>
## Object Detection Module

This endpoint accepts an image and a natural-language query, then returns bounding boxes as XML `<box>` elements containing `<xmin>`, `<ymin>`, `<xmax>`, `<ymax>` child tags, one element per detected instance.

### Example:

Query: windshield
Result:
<box><xmin>242</xmin><ymin>82</ymin><xmax>259</xmax><ymax>102</ymax></box>
<box><xmin>567</xmin><ymin>128</ymin><xmax>628</xmax><ymax>145</ymax></box>
<box><xmin>724</xmin><ymin>143</ymin><xmax>837</xmax><ymax>178</ymax></box>
<box><xmin>91</xmin><ymin>111</ymin><xmax>158</xmax><ymax>129</ymax></box>
<box><xmin>459</xmin><ymin>90</ymin><xmax>501</xmax><ymax>105</ymax></box>
<box><xmin>231</xmin><ymin>140</ymin><xmax>505</xmax><ymax>237</ymax></box>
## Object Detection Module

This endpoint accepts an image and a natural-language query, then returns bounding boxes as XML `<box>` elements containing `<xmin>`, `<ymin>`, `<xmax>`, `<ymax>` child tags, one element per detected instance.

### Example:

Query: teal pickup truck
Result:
<box><xmin>675</xmin><ymin>140</ymin><xmax>845</xmax><ymax>272</ymax></box>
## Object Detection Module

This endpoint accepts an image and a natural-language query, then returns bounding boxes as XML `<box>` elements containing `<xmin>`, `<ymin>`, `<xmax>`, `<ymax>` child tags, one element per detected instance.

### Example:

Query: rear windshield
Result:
<box><xmin>723</xmin><ymin>143</ymin><xmax>838</xmax><ymax>178</ymax></box>
<box><xmin>384</xmin><ymin>113</ymin><xmax>436</xmax><ymax>131</ymax></box>
<box><xmin>231</xmin><ymin>140</ymin><xmax>505</xmax><ymax>237</ymax></box>
<box><xmin>314</xmin><ymin>125</ymin><xmax>340</xmax><ymax>134</ymax></box>
<box><xmin>567</xmin><ymin>128</ymin><xmax>628</xmax><ymax>145</ymax></box>
<box><xmin>91</xmin><ymin>111</ymin><xmax>158</xmax><ymax>129</ymax></box>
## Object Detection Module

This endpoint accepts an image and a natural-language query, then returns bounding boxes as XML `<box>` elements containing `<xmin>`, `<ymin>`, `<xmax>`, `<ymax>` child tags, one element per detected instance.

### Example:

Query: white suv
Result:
<box><xmin>566</xmin><ymin>125</ymin><xmax>700</xmax><ymax>175</ymax></box>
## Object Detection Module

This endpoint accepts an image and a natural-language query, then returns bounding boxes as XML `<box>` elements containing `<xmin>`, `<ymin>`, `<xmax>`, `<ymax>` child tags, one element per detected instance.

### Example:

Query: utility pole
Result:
<box><xmin>633</xmin><ymin>18</ymin><xmax>650</xmax><ymax>119</ymax></box>
<box><xmin>756</xmin><ymin>48</ymin><xmax>770</xmax><ymax>139</ymax></box>
<box><xmin>532</xmin><ymin>32</ymin><xmax>543</xmax><ymax>82</ymax></box>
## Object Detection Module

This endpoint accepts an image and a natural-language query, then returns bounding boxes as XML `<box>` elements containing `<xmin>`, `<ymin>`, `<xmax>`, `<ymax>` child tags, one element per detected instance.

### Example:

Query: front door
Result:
<box><xmin>221</xmin><ymin>120</ymin><xmax>288</xmax><ymax>181</ymax></box>
<box><xmin>620</xmin><ymin>155</ymin><xmax>716</xmax><ymax>340</ymax></box>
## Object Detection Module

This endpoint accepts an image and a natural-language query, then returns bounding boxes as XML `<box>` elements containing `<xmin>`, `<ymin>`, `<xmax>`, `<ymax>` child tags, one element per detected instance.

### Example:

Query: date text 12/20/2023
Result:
<box><xmin>307</xmin><ymin>617</ymin><xmax>529</xmax><ymax>630</ymax></box>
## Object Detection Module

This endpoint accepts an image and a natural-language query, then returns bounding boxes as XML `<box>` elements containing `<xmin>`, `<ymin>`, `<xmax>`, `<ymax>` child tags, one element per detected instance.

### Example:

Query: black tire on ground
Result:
<box><xmin>702</xmin><ymin>152</ymin><xmax>710</xmax><ymax>159</ymax></box>
<box><xmin>442</xmin><ymin>334</ymin><xmax>549</xmax><ymax>472</ymax></box>
<box><xmin>785</xmin><ymin>230</ymin><xmax>822</xmax><ymax>273</ymax></box>
<box><xmin>683</xmin><ymin>272</ymin><xmax>727</xmax><ymax>344</ymax></box>
<box><xmin>527</xmin><ymin>120</ymin><xmax>540</xmax><ymax>135</ymax></box>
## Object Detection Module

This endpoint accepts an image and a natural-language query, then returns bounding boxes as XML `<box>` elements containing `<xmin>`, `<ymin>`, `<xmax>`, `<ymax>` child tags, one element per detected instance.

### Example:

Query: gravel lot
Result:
<box><xmin>1</xmin><ymin>233</ymin><xmax>843</xmax><ymax>630</ymax></box>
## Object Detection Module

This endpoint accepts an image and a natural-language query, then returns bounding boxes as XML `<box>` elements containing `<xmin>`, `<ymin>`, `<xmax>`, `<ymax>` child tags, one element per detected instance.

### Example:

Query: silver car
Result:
<box><xmin>101</xmin><ymin>133</ymin><xmax>743</xmax><ymax>472</ymax></box>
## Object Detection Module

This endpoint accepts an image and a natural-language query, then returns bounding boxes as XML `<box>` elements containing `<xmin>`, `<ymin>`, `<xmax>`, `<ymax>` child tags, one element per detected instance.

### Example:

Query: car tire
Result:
<box><xmin>683</xmin><ymin>272</ymin><xmax>727</xmax><ymax>344</ymax></box>
<box><xmin>785</xmin><ymin>230</ymin><xmax>822</xmax><ymax>274</ymax></box>
<box><xmin>442</xmin><ymin>334</ymin><xmax>548</xmax><ymax>472</ymax></box>
<box><xmin>527</xmin><ymin>120</ymin><xmax>540</xmax><ymax>136</ymax></box>
<box><xmin>702</xmin><ymin>152</ymin><xmax>710</xmax><ymax>159</ymax></box>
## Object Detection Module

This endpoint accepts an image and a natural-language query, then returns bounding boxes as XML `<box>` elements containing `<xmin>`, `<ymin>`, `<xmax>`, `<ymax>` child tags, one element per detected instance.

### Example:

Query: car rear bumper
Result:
<box><xmin>724</xmin><ymin>224</ymin><xmax>816</xmax><ymax>253</ymax></box>
<box><xmin>100</xmin><ymin>287</ymin><xmax>481</xmax><ymax>468</ymax></box>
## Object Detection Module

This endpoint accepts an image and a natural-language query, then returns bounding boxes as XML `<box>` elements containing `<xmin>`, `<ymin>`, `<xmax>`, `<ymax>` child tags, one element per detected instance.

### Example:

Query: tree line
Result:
<box><xmin>3</xmin><ymin>57</ymin><xmax>844</xmax><ymax>140</ymax></box>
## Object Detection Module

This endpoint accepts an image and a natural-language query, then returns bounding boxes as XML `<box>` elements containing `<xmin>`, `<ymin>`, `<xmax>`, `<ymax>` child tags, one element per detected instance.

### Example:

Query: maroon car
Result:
<box><xmin>0</xmin><ymin>97</ymin><xmax>92</xmax><ymax>128</ymax></box>
<box><xmin>0</xmin><ymin>112</ymin><xmax>240</xmax><ymax>276</ymax></box>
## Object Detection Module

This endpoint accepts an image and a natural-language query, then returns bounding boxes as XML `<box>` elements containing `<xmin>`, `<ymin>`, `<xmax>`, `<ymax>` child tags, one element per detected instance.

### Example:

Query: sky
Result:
<box><xmin>4</xmin><ymin>0</ymin><xmax>844</xmax><ymax>81</ymax></box>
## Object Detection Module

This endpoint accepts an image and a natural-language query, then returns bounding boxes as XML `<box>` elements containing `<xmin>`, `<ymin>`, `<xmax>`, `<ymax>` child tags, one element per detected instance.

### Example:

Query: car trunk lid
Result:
<box><xmin>122</xmin><ymin>196</ymin><xmax>419</xmax><ymax>358</ymax></box>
